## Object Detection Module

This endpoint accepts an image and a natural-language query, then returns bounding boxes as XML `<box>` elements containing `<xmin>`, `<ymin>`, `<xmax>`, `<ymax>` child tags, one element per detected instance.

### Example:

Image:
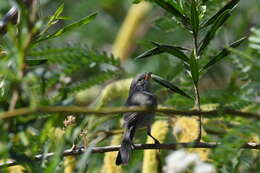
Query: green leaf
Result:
<box><xmin>198</xmin><ymin>10</ymin><xmax>231</xmax><ymax>55</ymax></box>
<box><xmin>47</xmin><ymin>3</ymin><xmax>64</xmax><ymax>26</ymax></box>
<box><xmin>202</xmin><ymin>0</ymin><xmax>239</xmax><ymax>28</ymax></box>
<box><xmin>190</xmin><ymin>0</ymin><xmax>199</xmax><ymax>35</ymax></box>
<box><xmin>25</xmin><ymin>58</ymin><xmax>48</xmax><ymax>66</ymax></box>
<box><xmin>136</xmin><ymin>42</ymin><xmax>189</xmax><ymax>62</ymax></box>
<box><xmin>135</xmin><ymin>47</ymin><xmax>164</xmax><ymax>59</ymax></box>
<box><xmin>189</xmin><ymin>50</ymin><xmax>199</xmax><ymax>84</ymax></box>
<box><xmin>202</xmin><ymin>37</ymin><xmax>247</xmax><ymax>70</ymax></box>
<box><xmin>152</xmin><ymin>0</ymin><xmax>190</xmax><ymax>28</ymax></box>
<box><xmin>151</xmin><ymin>74</ymin><xmax>192</xmax><ymax>99</ymax></box>
<box><xmin>36</xmin><ymin>12</ymin><xmax>97</xmax><ymax>43</ymax></box>
<box><xmin>35</xmin><ymin>4</ymin><xmax>66</xmax><ymax>40</ymax></box>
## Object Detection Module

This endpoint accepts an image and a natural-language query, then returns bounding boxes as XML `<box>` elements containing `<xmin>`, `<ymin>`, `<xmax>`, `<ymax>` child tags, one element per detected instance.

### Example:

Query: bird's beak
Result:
<box><xmin>144</xmin><ymin>73</ymin><xmax>151</xmax><ymax>80</ymax></box>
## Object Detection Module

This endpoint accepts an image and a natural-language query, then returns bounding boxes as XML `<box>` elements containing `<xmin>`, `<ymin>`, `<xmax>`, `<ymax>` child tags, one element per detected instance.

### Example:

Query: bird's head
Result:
<box><xmin>129</xmin><ymin>72</ymin><xmax>152</xmax><ymax>95</ymax></box>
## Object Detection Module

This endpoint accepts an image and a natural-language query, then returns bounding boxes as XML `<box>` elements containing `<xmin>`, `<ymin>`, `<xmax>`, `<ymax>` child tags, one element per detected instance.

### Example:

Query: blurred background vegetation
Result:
<box><xmin>0</xmin><ymin>0</ymin><xmax>260</xmax><ymax>172</ymax></box>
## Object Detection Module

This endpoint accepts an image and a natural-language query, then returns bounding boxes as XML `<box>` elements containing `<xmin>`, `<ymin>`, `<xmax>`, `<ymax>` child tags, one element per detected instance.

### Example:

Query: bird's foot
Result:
<box><xmin>154</xmin><ymin>139</ymin><xmax>160</xmax><ymax>145</ymax></box>
<box><xmin>153</xmin><ymin>139</ymin><xmax>160</xmax><ymax>152</ymax></box>
<box><xmin>70</xmin><ymin>144</ymin><xmax>77</xmax><ymax>151</ymax></box>
<box><xmin>194</xmin><ymin>136</ymin><xmax>201</xmax><ymax>144</ymax></box>
<box><xmin>130</xmin><ymin>142</ymin><xmax>135</xmax><ymax>150</ymax></box>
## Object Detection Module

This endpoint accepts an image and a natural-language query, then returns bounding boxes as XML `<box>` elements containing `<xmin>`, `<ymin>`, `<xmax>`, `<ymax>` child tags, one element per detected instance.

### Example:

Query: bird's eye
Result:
<box><xmin>138</xmin><ymin>78</ymin><xmax>143</xmax><ymax>81</ymax></box>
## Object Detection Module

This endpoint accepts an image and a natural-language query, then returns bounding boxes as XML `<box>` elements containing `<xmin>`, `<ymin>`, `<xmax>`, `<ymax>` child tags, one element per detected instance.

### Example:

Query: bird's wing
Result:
<box><xmin>123</xmin><ymin>112</ymin><xmax>139</xmax><ymax>127</ymax></box>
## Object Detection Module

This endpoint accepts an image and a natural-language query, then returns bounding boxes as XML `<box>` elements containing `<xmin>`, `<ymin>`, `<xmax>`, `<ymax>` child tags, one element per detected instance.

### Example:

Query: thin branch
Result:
<box><xmin>194</xmin><ymin>83</ymin><xmax>202</xmax><ymax>142</ymax></box>
<box><xmin>0</xmin><ymin>106</ymin><xmax>259</xmax><ymax>120</ymax></box>
<box><xmin>1</xmin><ymin>142</ymin><xmax>260</xmax><ymax>168</ymax></box>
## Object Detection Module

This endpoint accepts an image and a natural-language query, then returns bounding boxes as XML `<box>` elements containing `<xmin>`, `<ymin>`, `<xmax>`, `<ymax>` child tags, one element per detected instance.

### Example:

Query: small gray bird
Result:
<box><xmin>116</xmin><ymin>72</ymin><xmax>160</xmax><ymax>165</ymax></box>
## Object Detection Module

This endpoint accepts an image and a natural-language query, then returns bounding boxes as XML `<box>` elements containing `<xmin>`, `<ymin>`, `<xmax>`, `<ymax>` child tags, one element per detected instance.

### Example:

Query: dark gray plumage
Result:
<box><xmin>116</xmin><ymin>73</ymin><xmax>159</xmax><ymax>165</ymax></box>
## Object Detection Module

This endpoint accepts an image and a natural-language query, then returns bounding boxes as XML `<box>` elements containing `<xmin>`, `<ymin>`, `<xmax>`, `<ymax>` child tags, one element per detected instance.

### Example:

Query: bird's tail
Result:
<box><xmin>116</xmin><ymin>126</ymin><xmax>135</xmax><ymax>165</ymax></box>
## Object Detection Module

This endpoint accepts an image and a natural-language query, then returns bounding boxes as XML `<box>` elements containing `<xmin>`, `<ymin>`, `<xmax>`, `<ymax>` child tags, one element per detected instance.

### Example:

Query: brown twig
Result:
<box><xmin>0</xmin><ymin>106</ymin><xmax>259</xmax><ymax>120</ymax></box>
<box><xmin>1</xmin><ymin>142</ymin><xmax>260</xmax><ymax>168</ymax></box>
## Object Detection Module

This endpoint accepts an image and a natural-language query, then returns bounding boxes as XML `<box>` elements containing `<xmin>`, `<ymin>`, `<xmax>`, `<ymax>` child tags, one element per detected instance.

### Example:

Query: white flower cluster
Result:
<box><xmin>164</xmin><ymin>150</ymin><xmax>215</xmax><ymax>173</ymax></box>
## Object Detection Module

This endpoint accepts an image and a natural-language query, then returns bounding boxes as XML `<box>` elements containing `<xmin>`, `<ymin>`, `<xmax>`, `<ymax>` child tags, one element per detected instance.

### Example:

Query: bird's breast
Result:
<box><xmin>135</xmin><ymin>113</ymin><xmax>155</xmax><ymax>128</ymax></box>
<box><xmin>130</xmin><ymin>92</ymin><xmax>156</xmax><ymax>106</ymax></box>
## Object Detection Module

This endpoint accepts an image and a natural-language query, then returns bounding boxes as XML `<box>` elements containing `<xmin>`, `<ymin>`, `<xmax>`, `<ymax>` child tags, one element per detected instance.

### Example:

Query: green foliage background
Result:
<box><xmin>0</xmin><ymin>0</ymin><xmax>260</xmax><ymax>172</ymax></box>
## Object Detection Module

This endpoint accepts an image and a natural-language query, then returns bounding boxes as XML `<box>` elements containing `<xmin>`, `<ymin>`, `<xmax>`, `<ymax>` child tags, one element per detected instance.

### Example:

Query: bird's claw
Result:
<box><xmin>131</xmin><ymin>143</ymin><xmax>135</xmax><ymax>150</ymax></box>
<box><xmin>70</xmin><ymin>144</ymin><xmax>77</xmax><ymax>151</ymax></box>
<box><xmin>153</xmin><ymin>139</ymin><xmax>160</xmax><ymax>152</ymax></box>
<box><xmin>154</xmin><ymin>139</ymin><xmax>160</xmax><ymax>145</ymax></box>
